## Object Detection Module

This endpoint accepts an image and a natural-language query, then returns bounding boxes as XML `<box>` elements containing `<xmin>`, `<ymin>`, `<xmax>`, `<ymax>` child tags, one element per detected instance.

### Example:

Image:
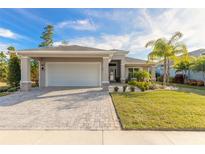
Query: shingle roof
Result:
<box><xmin>188</xmin><ymin>49</ymin><xmax>205</xmax><ymax>57</ymax></box>
<box><xmin>125</xmin><ymin>57</ymin><xmax>147</xmax><ymax>64</ymax></box>
<box><xmin>18</xmin><ymin>45</ymin><xmax>128</xmax><ymax>53</ymax></box>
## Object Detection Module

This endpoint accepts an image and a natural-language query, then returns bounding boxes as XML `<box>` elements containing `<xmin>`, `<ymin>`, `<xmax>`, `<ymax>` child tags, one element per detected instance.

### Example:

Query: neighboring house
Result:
<box><xmin>16</xmin><ymin>45</ymin><xmax>155</xmax><ymax>91</ymax></box>
<box><xmin>156</xmin><ymin>49</ymin><xmax>205</xmax><ymax>80</ymax></box>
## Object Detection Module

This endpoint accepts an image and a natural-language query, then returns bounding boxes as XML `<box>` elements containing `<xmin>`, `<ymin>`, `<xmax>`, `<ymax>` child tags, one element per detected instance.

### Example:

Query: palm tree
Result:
<box><xmin>145</xmin><ymin>32</ymin><xmax>187</xmax><ymax>85</ymax></box>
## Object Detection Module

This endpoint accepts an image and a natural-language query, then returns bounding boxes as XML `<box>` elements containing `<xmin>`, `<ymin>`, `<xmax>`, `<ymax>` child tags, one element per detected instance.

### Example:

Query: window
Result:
<box><xmin>128</xmin><ymin>67</ymin><xmax>139</xmax><ymax>79</ymax></box>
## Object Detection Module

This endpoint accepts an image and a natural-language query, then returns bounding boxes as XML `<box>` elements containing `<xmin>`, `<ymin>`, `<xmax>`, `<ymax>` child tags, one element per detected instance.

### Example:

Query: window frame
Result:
<box><xmin>128</xmin><ymin>67</ymin><xmax>140</xmax><ymax>79</ymax></box>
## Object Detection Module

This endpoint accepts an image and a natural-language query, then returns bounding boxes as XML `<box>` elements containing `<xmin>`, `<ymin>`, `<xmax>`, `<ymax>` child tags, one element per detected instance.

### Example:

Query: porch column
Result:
<box><xmin>120</xmin><ymin>59</ymin><xmax>126</xmax><ymax>83</ymax></box>
<box><xmin>102</xmin><ymin>57</ymin><xmax>110</xmax><ymax>86</ymax></box>
<box><xmin>151</xmin><ymin>66</ymin><xmax>156</xmax><ymax>81</ymax></box>
<box><xmin>20</xmin><ymin>56</ymin><xmax>32</xmax><ymax>91</ymax></box>
<box><xmin>39</xmin><ymin>60</ymin><xmax>46</xmax><ymax>88</ymax></box>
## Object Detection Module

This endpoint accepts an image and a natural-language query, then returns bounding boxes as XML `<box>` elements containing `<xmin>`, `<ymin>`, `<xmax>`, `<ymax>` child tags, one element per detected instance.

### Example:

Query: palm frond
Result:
<box><xmin>145</xmin><ymin>40</ymin><xmax>155</xmax><ymax>48</ymax></box>
<box><xmin>169</xmin><ymin>31</ymin><xmax>183</xmax><ymax>44</ymax></box>
<box><xmin>173</xmin><ymin>42</ymin><xmax>188</xmax><ymax>55</ymax></box>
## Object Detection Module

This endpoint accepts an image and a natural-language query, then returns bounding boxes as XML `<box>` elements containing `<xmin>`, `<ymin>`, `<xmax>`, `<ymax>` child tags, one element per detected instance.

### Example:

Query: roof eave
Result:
<box><xmin>16</xmin><ymin>50</ymin><xmax>116</xmax><ymax>56</ymax></box>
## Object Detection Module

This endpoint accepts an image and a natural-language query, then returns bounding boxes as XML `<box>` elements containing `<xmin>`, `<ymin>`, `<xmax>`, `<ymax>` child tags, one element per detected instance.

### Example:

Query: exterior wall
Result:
<box><xmin>38</xmin><ymin>56</ymin><xmax>154</xmax><ymax>87</ymax></box>
<box><xmin>20</xmin><ymin>56</ymin><xmax>32</xmax><ymax>91</ymax></box>
<box><xmin>38</xmin><ymin>57</ymin><xmax>102</xmax><ymax>87</ymax></box>
<box><xmin>102</xmin><ymin>57</ymin><xmax>110</xmax><ymax>87</ymax></box>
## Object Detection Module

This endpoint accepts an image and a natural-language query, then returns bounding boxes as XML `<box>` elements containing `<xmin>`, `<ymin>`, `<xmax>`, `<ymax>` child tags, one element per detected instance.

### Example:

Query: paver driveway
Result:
<box><xmin>0</xmin><ymin>88</ymin><xmax>120</xmax><ymax>130</ymax></box>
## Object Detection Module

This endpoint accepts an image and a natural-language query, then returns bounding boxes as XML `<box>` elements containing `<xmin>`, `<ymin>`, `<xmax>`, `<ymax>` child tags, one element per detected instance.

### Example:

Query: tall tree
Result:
<box><xmin>39</xmin><ymin>25</ymin><xmax>54</xmax><ymax>47</ymax></box>
<box><xmin>191</xmin><ymin>56</ymin><xmax>205</xmax><ymax>86</ymax></box>
<box><xmin>0</xmin><ymin>51</ymin><xmax>8</xmax><ymax>82</ymax></box>
<box><xmin>145</xmin><ymin>32</ymin><xmax>187</xmax><ymax>85</ymax></box>
<box><xmin>30</xmin><ymin>25</ymin><xmax>54</xmax><ymax>86</ymax></box>
<box><xmin>7</xmin><ymin>46</ymin><xmax>21</xmax><ymax>87</ymax></box>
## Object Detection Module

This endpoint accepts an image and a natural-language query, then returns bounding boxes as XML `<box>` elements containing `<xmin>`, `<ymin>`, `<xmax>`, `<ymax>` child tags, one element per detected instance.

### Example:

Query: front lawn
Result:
<box><xmin>111</xmin><ymin>90</ymin><xmax>205</xmax><ymax>130</ymax></box>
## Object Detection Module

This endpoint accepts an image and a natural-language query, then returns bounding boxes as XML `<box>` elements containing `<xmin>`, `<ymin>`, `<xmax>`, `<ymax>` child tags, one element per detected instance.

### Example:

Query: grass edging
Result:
<box><xmin>109</xmin><ymin>92</ymin><xmax>123</xmax><ymax>130</ymax></box>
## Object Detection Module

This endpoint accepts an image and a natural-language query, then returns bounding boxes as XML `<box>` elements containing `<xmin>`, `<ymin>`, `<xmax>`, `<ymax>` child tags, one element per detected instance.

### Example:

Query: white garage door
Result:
<box><xmin>46</xmin><ymin>62</ymin><xmax>101</xmax><ymax>87</ymax></box>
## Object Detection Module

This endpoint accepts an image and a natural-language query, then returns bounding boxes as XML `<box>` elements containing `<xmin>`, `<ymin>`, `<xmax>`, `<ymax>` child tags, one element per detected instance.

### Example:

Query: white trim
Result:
<box><xmin>20</xmin><ymin>81</ymin><xmax>32</xmax><ymax>83</ymax></box>
<box><xmin>17</xmin><ymin>50</ymin><xmax>116</xmax><ymax>55</ymax></box>
<box><xmin>45</xmin><ymin>62</ymin><xmax>101</xmax><ymax>87</ymax></box>
<box><xmin>102</xmin><ymin>81</ymin><xmax>109</xmax><ymax>84</ymax></box>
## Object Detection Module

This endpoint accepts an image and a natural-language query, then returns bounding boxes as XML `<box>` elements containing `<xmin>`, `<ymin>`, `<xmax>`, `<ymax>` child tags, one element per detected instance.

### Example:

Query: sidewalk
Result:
<box><xmin>1</xmin><ymin>130</ymin><xmax>205</xmax><ymax>144</ymax></box>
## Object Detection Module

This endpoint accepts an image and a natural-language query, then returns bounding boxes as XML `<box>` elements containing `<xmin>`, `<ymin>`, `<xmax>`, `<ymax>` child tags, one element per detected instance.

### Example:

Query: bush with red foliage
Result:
<box><xmin>174</xmin><ymin>74</ymin><xmax>184</xmax><ymax>84</ymax></box>
<box><xmin>197</xmin><ymin>80</ymin><xmax>204</xmax><ymax>86</ymax></box>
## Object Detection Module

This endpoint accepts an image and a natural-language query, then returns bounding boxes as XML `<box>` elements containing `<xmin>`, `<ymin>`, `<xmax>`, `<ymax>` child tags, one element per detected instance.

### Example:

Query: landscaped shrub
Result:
<box><xmin>157</xmin><ymin>76</ymin><xmax>163</xmax><ymax>82</ymax></box>
<box><xmin>135</xmin><ymin>82</ymin><xmax>151</xmax><ymax>91</ymax></box>
<box><xmin>187</xmin><ymin>80</ymin><xmax>204</xmax><ymax>86</ymax></box>
<box><xmin>114</xmin><ymin>86</ymin><xmax>119</xmax><ymax>92</ymax></box>
<box><xmin>0</xmin><ymin>86</ymin><xmax>10</xmax><ymax>92</ymax></box>
<box><xmin>188</xmin><ymin>79</ymin><xmax>197</xmax><ymax>86</ymax></box>
<box><xmin>7</xmin><ymin>87</ymin><xmax>17</xmax><ymax>92</ymax></box>
<box><xmin>8</xmin><ymin>53</ymin><xmax>21</xmax><ymax>87</ymax></box>
<box><xmin>128</xmin><ymin>81</ymin><xmax>152</xmax><ymax>91</ymax></box>
<box><xmin>128</xmin><ymin>80</ymin><xmax>137</xmax><ymax>86</ymax></box>
<box><xmin>123</xmin><ymin>85</ymin><xmax>127</xmax><ymax>92</ymax></box>
<box><xmin>134</xmin><ymin>70</ymin><xmax>151</xmax><ymax>82</ymax></box>
<box><xmin>169</xmin><ymin>77</ymin><xmax>175</xmax><ymax>83</ymax></box>
<box><xmin>174</xmin><ymin>74</ymin><xmax>184</xmax><ymax>84</ymax></box>
<box><xmin>130</xmin><ymin>86</ymin><xmax>135</xmax><ymax>92</ymax></box>
<box><xmin>197</xmin><ymin>80</ymin><xmax>204</xmax><ymax>86</ymax></box>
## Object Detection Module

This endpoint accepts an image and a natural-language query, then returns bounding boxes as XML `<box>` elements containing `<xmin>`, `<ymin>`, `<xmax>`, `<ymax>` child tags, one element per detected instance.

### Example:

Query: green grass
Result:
<box><xmin>111</xmin><ymin>90</ymin><xmax>205</xmax><ymax>130</ymax></box>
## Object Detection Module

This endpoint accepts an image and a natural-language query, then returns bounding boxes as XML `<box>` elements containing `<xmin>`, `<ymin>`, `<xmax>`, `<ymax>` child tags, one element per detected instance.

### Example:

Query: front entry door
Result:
<box><xmin>109</xmin><ymin>66</ymin><xmax>117</xmax><ymax>82</ymax></box>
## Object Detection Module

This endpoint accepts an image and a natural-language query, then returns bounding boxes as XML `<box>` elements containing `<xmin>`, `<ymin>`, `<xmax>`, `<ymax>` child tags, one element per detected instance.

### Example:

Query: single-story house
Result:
<box><xmin>16</xmin><ymin>45</ymin><xmax>156</xmax><ymax>91</ymax></box>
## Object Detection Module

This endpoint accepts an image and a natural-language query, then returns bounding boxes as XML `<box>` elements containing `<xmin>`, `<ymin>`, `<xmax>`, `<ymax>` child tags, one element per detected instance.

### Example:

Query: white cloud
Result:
<box><xmin>0</xmin><ymin>42</ymin><xmax>10</xmax><ymax>52</ymax></box>
<box><xmin>0</xmin><ymin>28</ymin><xmax>19</xmax><ymax>39</ymax></box>
<box><xmin>56</xmin><ymin>9</ymin><xmax>205</xmax><ymax>59</ymax></box>
<box><xmin>56</xmin><ymin>19</ymin><xmax>97</xmax><ymax>31</ymax></box>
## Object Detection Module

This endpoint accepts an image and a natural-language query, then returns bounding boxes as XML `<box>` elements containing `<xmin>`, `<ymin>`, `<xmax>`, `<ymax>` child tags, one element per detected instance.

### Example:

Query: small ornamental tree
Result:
<box><xmin>0</xmin><ymin>51</ymin><xmax>8</xmax><ymax>82</ymax></box>
<box><xmin>191</xmin><ymin>56</ymin><xmax>205</xmax><ymax>86</ymax></box>
<box><xmin>7</xmin><ymin>46</ymin><xmax>21</xmax><ymax>87</ymax></box>
<box><xmin>134</xmin><ymin>70</ymin><xmax>151</xmax><ymax>82</ymax></box>
<box><xmin>174</xmin><ymin>54</ymin><xmax>194</xmax><ymax>83</ymax></box>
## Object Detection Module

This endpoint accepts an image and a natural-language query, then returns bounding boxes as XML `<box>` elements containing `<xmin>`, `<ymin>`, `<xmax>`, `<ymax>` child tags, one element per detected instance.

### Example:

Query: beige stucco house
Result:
<box><xmin>16</xmin><ymin>45</ymin><xmax>156</xmax><ymax>91</ymax></box>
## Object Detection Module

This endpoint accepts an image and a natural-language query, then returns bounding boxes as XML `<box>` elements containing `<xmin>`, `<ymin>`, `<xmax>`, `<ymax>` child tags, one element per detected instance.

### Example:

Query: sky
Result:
<box><xmin>0</xmin><ymin>8</ymin><xmax>205</xmax><ymax>60</ymax></box>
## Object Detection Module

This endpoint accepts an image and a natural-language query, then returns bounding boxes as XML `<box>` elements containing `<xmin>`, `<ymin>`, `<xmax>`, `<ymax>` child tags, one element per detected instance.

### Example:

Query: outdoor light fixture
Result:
<box><xmin>41</xmin><ymin>64</ymin><xmax>45</xmax><ymax>71</ymax></box>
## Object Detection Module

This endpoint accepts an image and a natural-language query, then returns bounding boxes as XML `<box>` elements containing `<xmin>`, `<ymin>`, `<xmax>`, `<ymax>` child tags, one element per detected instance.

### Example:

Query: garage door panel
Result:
<box><xmin>46</xmin><ymin>62</ymin><xmax>101</xmax><ymax>87</ymax></box>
